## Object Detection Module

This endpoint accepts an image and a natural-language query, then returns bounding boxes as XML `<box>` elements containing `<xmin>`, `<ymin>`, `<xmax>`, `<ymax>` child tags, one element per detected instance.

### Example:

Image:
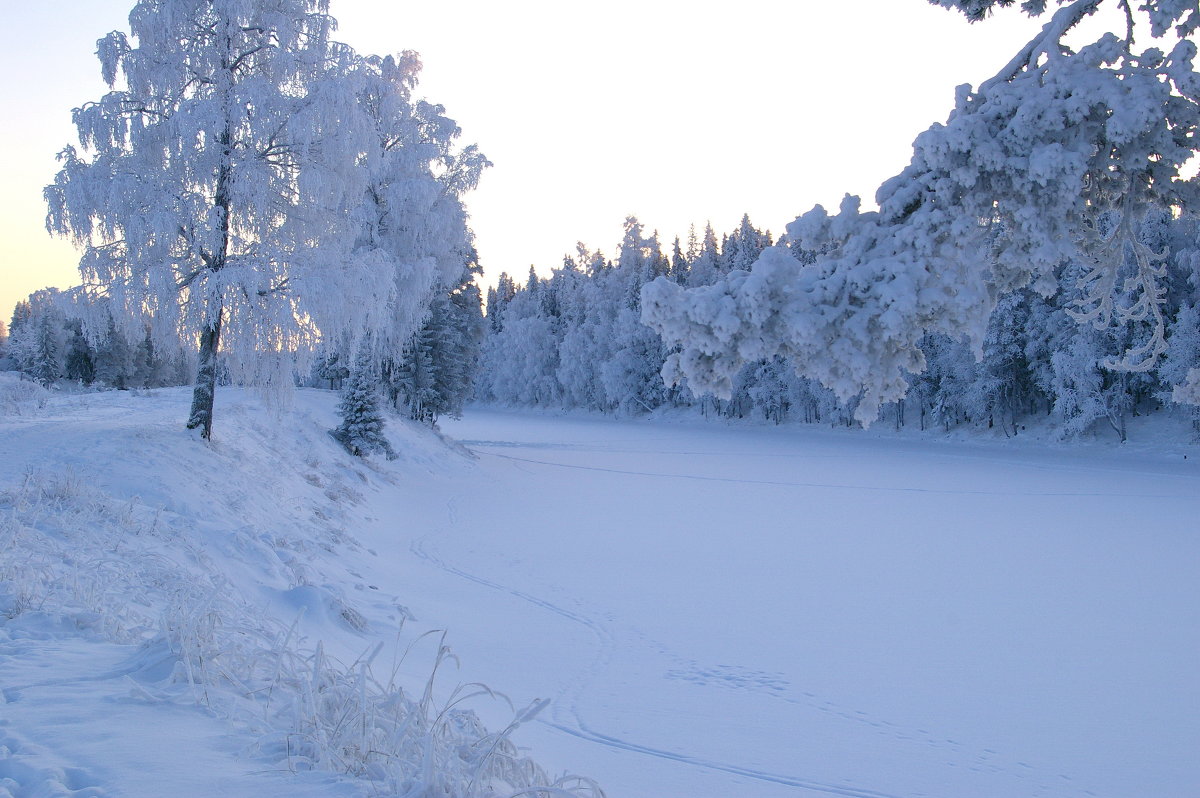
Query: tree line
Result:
<box><xmin>3</xmin><ymin>265</ymin><xmax>484</xmax><ymax>455</ymax></box>
<box><xmin>477</xmin><ymin>210</ymin><xmax>1200</xmax><ymax>441</ymax></box>
<box><xmin>644</xmin><ymin>0</ymin><xmax>1200</xmax><ymax>426</ymax></box>
<box><xmin>4</xmin><ymin>289</ymin><xmax>192</xmax><ymax>390</ymax></box>
<box><xmin>11</xmin><ymin>0</ymin><xmax>1200</xmax><ymax>452</ymax></box>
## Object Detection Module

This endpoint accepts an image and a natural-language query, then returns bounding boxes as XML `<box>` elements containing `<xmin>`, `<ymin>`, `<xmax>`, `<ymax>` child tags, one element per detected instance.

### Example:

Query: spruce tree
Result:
<box><xmin>332</xmin><ymin>345</ymin><xmax>395</xmax><ymax>459</ymax></box>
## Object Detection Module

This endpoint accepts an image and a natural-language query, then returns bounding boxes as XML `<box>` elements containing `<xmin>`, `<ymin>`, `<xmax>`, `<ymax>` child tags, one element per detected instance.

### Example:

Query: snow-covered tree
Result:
<box><xmin>971</xmin><ymin>290</ymin><xmax>1036</xmax><ymax>434</ymax></box>
<box><xmin>131</xmin><ymin>325</ymin><xmax>168</xmax><ymax>388</ymax></box>
<box><xmin>348</xmin><ymin>51</ymin><xmax>487</xmax><ymax>363</ymax></box>
<box><xmin>63</xmin><ymin>320</ymin><xmax>96</xmax><ymax>384</ymax></box>
<box><xmin>726</xmin><ymin>214</ymin><xmax>771</xmax><ymax>273</ymax></box>
<box><xmin>46</xmin><ymin>0</ymin><xmax>481</xmax><ymax>438</ymax></box>
<box><xmin>332</xmin><ymin>342</ymin><xmax>394</xmax><ymax>458</ymax></box>
<box><xmin>7</xmin><ymin>290</ymin><xmax>70</xmax><ymax>387</ymax></box>
<box><xmin>644</xmin><ymin>0</ymin><xmax>1200</xmax><ymax>424</ymax></box>
<box><xmin>5</xmin><ymin>301</ymin><xmax>31</xmax><ymax>372</ymax></box>
<box><xmin>669</xmin><ymin>236</ymin><xmax>688</xmax><ymax>284</ymax></box>
<box><xmin>92</xmin><ymin>316</ymin><xmax>136</xmax><ymax>390</ymax></box>
<box><xmin>1165</xmin><ymin>218</ymin><xmax>1200</xmax><ymax>408</ymax></box>
<box><xmin>486</xmin><ymin>272</ymin><xmax>518</xmax><ymax>334</ymax></box>
<box><xmin>312</xmin><ymin>350</ymin><xmax>350</xmax><ymax>390</ymax></box>
<box><xmin>685</xmin><ymin>223</ymin><xmax>722</xmax><ymax>288</ymax></box>
<box><xmin>1163</xmin><ymin>302</ymin><xmax>1200</xmax><ymax>425</ymax></box>
<box><xmin>1049</xmin><ymin>327</ymin><xmax>1123</xmax><ymax>439</ymax></box>
<box><xmin>387</xmin><ymin>255</ymin><xmax>485</xmax><ymax>423</ymax></box>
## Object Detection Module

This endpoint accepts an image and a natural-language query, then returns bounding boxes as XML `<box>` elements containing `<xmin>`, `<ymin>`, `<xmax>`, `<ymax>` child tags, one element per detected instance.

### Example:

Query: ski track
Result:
<box><xmin>405</xmin><ymin>436</ymin><xmax>1120</xmax><ymax>798</ymax></box>
<box><xmin>409</xmin><ymin>528</ymin><xmax>915</xmax><ymax>798</ymax></box>
<box><xmin>410</xmin><ymin>522</ymin><xmax>1090</xmax><ymax>798</ymax></box>
<box><xmin>414</xmin><ymin>501</ymin><xmax>929</xmax><ymax>798</ymax></box>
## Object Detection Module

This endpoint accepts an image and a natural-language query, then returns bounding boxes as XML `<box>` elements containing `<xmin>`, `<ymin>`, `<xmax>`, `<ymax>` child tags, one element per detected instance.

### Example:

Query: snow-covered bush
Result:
<box><xmin>0</xmin><ymin>373</ymin><xmax>50</xmax><ymax>417</ymax></box>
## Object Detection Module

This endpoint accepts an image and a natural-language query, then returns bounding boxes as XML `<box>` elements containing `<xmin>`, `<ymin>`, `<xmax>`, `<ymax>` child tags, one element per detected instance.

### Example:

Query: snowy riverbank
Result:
<box><xmin>0</xmin><ymin>383</ymin><xmax>598</xmax><ymax>798</ymax></box>
<box><xmin>2</xmin><ymin>383</ymin><xmax>1197</xmax><ymax>797</ymax></box>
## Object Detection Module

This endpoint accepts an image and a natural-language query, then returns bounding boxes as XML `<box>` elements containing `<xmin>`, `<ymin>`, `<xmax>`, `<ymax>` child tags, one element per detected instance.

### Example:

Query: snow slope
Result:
<box><xmin>0</xmin><ymin>380</ymin><xmax>596</xmax><ymax>798</ymax></box>
<box><xmin>2</xmin><ymin>381</ymin><xmax>1197</xmax><ymax>797</ymax></box>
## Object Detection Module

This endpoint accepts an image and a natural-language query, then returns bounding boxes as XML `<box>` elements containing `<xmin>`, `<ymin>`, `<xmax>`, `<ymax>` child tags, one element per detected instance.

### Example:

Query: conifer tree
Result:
<box><xmin>93</xmin><ymin>316</ymin><xmax>136</xmax><ymax>390</ymax></box>
<box><xmin>25</xmin><ymin>313</ymin><xmax>67</xmax><ymax>388</ymax></box>
<box><xmin>487</xmin><ymin>273</ymin><xmax>518</xmax><ymax>333</ymax></box>
<box><xmin>132</xmin><ymin>326</ymin><xmax>168</xmax><ymax>388</ymax></box>
<box><xmin>391</xmin><ymin>326</ymin><xmax>439</xmax><ymax>423</ymax></box>
<box><xmin>685</xmin><ymin>223</ymin><xmax>721</xmax><ymax>287</ymax></box>
<box><xmin>332</xmin><ymin>343</ymin><xmax>394</xmax><ymax>458</ymax></box>
<box><xmin>7</xmin><ymin>291</ymin><xmax>67</xmax><ymax>387</ymax></box>
<box><xmin>62</xmin><ymin>320</ymin><xmax>95</xmax><ymax>384</ymax></box>
<box><xmin>387</xmin><ymin>256</ymin><xmax>484</xmax><ymax>423</ymax></box>
<box><xmin>670</xmin><ymin>236</ymin><xmax>689</xmax><ymax>284</ymax></box>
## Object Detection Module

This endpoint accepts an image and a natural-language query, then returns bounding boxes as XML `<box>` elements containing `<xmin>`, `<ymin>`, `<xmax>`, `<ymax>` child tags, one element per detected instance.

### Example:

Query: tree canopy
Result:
<box><xmin>45</xmin><ymin>0</ymin><xmax>483</xmax><ymax>437</ymax></box>
<box><xmin>643</xmin><ymin>0</ymin><xmax>1200</xmax><ymax>424</ymax></box>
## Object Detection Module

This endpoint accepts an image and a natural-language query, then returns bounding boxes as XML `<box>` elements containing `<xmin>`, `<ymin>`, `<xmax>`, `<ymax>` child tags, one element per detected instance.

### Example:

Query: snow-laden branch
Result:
<box><xmin>979</xmin><ymin>0</ymin><xmax>1102</xmax><ymax>92</ymax></box>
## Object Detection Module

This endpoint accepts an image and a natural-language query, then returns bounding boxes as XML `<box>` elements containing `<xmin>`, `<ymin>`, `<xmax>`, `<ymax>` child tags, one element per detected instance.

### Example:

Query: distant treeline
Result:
<box><xmin>476</xmin><ymin>213</ymin><xmax>1200</xmax><ymax>441</ymax></box>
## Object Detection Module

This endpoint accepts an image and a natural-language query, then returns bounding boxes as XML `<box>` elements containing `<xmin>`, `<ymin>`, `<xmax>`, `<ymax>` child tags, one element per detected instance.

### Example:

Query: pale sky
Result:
<box><xmin>0</xmin><ymin>1</ymin><xmax>1062</xmax><ymax>319</ymax></box>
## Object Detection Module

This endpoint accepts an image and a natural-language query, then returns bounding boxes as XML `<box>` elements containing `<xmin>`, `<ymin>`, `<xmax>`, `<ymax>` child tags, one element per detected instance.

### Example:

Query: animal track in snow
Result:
<box><xmin>664</xmin><ymin>662</ymin><xmax>789</xmax><ymax>695</ymax></box>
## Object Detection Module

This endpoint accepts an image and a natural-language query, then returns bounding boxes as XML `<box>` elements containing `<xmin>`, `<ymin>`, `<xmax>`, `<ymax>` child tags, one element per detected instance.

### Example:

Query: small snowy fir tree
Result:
<box><xmin>332</xmin><ymin>345</ymin><xmax>395</xmax><ymax>459</ymax></box>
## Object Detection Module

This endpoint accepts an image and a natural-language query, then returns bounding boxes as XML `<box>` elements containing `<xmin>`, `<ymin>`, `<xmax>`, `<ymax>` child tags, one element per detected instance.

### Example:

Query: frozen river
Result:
<box><xmin>364</xmin><ymin>408</ymin><xmax>1200</xmax><ymax>798</ymax></box>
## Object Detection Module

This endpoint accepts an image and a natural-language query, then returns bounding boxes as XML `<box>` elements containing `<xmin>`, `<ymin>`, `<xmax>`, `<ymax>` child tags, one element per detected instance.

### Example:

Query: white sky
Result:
<box><xmin>0</xmin><ymin>1</ymin><xmax>1060</xmax><ymax>319</ymax></box>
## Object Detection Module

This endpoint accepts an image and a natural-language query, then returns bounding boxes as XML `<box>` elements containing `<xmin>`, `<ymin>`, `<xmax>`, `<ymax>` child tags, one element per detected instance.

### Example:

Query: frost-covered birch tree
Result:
<box><xmin>347</xmin><ymin>51</ymin><xmax>487</xmax><ymax>362</ymax></box>
<box><xmin>644</xmin><ymin>0</ymin><xmax>1200</xmax><ymax>424</ymax></box>
<box><xmin>45</xmin><ymin>0</ymin><xmax>480</xmax><ymax>438</ymax></box>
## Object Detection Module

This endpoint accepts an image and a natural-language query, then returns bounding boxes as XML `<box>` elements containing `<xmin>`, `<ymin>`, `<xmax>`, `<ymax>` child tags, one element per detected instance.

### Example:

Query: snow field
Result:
<box><xmin>398</xmin><ymin>409</ymin><xmax>1200</xmax><ymax>798</ymax></box>
<box><xmin>1</xmin><ymin>381</ymin><xmax>1197</xmax><ymax>798</ymax></box>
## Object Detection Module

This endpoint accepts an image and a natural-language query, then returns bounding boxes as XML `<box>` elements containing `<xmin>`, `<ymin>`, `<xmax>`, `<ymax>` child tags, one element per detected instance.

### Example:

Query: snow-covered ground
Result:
<box><xmin>412</xmin><ymin>408</ymin><xmax>1200</xmax><ymax>798</ymax></box>
<box><xmin>0</xmin><ymin>382</ymin><xmax>592</xmax><ymax>798</ymax></box>
<box><xmin>2</xmin><ymin>382</ymin><xmax>1197</xmax><ymax>797</ymax></box>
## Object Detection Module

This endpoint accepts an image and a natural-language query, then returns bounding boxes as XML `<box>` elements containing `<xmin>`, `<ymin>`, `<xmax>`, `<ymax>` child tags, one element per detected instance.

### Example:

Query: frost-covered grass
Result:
<box><xmin>0</xmin><ymin>372</ymin><xmax>49</xmax><ymax>417</ymax></box>
<box><xmin>0</xmin><ymin>386</ymin><xmax>600</xmax><ymax>798</ymax></box>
